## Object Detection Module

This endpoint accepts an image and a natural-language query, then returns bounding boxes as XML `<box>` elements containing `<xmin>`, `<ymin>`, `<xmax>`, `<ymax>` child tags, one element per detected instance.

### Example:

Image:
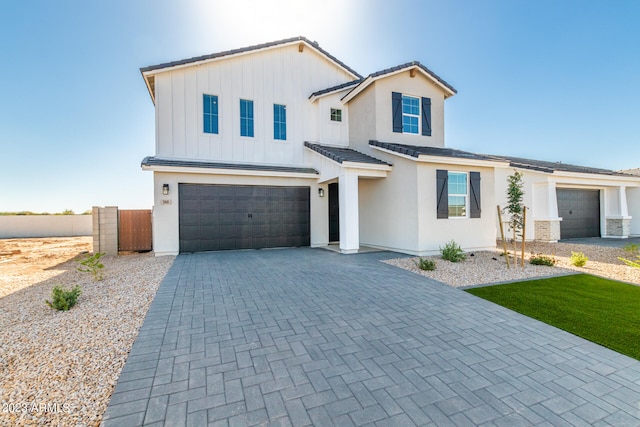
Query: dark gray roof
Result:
<box><xmin>305</xmin><ymin>142</ymin><xmax>391</xmax><ymax>166</ymax></box>
<box><xmin>369</xmin><ymin>140</ymin><xmax>493</xmax><ymax>161</ymax></box>
<box><xmin>309</xmin><ymin>80</ymin><xmax>363</xmax><ymax>99</ymax></box>
<box><xmin>140</xmin><ymin>36</ymin><xmax>363</xmax><ymax>79</ymax></box>
<box><xmin>489</xmin><ymin>155</ymin><xmax>630</xmax><ymax>177</ymax></box>
<box><xmin>141</xmin><ymin>157</ymin><xmax>318</xmax><ymax>175</ymax></box>
<box><xmin>363</xmin><ymin>61</ymin><xmax>457</xmax><ymax>94</ymax></box>
<box><xmin>369</xmin><ymin>141</ymin><xmax>632</xmax><ymax>177</ymax></box>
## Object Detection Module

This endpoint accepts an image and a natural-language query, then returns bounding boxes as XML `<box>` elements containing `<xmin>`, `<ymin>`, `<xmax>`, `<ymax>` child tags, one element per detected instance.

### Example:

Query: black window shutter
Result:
<box><xmin>436</xmin><ymin>169</ymin><xmax>448</xmax><ymax>219</ymax></box>
<box><xmin>470</xmin><ymin>172</ymin><xmax>481</xmax><ymax>218</ymax></box>
<box><xmin>392</xmin><ymin>92</ymin><xmax>402</xmax><ymax>133</ymax></box>
<box><xmin>421</xmin><ymin>97</ymin><xmax>432</xmax><ymax>136</ymax></box>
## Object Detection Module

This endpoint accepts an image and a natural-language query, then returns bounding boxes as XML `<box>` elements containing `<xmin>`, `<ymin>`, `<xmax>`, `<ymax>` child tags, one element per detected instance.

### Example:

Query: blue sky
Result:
<box><xmin>1</xmin><ymin>0</ymin><xmax>639</xmax><ymax>213</ymax></box>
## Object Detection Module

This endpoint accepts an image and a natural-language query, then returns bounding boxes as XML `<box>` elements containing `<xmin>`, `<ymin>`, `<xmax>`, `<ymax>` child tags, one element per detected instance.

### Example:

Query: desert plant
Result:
<box><xmin>503</xmin><ymin>170</ymin><xmax>525</xmax><ymax>266</ymax></box>
<box><xmin>77</xmin><ymin>252</ymin><xmax>105</xmax><ymax>281</ymax></box>
<box><xmin>619</xmin><ymin>255</ymin><xmax>640</xmax><ymax>268</ymax></box>
<box><xmin>529</xmin><ymin>253</ymin><xmax>557</xmax><ymax>267</ymax></box>
<box><xmin>623</xmin><ymin>243</ymin><xmax>639</xmax><ymax>255</ymax></box>
<box><xmin>46</xmin><ymin>285</ymin><xmax>81</xmax><ymax>311</ymax></box>
<box><xmin>440</xmin><ymin>240</ymin><xmax>466</xmax><ymax>263</ymax></box>
<box><xmin>417</xmin><ymin>258</ymin><xmax>436</xmax><ymax>271</ymax></box>
<box><xmin>570</xmin><ymin>251</ymin><xmax>588</xmax><ymax>267</ymax></box>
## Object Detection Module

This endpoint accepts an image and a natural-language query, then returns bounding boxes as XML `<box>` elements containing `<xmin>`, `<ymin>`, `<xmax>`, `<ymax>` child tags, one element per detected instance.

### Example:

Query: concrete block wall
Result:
<box><xmin>93</xmin><ymin>206</ymin><xmax>118</xmax><ymax>255</ymax></box>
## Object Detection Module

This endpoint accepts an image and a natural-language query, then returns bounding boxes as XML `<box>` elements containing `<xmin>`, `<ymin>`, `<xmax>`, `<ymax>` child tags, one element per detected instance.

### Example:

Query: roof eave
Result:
<box><xmin>140</xmin><ymin>37</ymin><xmax>362</xmax><ymax>80</ymax></box>
<box><xmin>341</xmin><ymin>64</ymin><xmax>456</xmax><ymax>104</ymax></box>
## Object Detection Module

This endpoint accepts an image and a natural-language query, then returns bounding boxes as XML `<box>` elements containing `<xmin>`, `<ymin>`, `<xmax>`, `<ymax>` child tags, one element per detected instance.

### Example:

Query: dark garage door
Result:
<box><xmin>557</xmin><ymin>189</ymin><xmax>601</xmax><ymax>239</ymax></box>
<box><xmin>179</xmin><ymin>184</ymin><xmax>310</xmax><ymax>253</ymax></box>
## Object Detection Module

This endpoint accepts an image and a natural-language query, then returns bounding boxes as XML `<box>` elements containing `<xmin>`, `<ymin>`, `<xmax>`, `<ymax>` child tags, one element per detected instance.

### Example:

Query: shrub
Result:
<box><xmin>623</xmin><ymin>243</ymin><xmax>639</xmax><ymax>255</ymax></box>
<box><xmin>440</xmin><ymin>240</ymin><xmax>466</xmax><ymax>263</ymax></box>
<box><xmin>417</xmin><ymin>258</ymin><xmax>436</xmax><ymax>271</ymax></box>
<box><xmin>77</xmin><ymin>252</ymin><xmax>105</xmax><ymax>281</ymax></box>
<box><xmin>570</xmin><ymin>251</ymin><xmax>588</xmax><ymax>267</ymax></box>
<box><xmin>46</xmin><ymin>285</ymin><xmax>81</xmax><ymax>311</ymax></box>
<box><xmin>529</xmin><ymin>253</ymin><xmax>557</xmax><ymax>267</ymax></box>
<box><xmin>619</xmin><ymin>255</ymin><xmax>640</xmax><ymax>269</ymax></box>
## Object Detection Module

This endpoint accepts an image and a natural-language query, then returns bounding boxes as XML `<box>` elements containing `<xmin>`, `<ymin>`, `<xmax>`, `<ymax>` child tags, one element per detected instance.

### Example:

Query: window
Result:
<box><xmin>437</xmin><ymin>170</ymin><xmax>481</xmax><ymax>219</ymax></box>
<box><xmin>392</xmin><ymin>92</ymin><xmax>432</xmax><ymax>136</ymax></box>
<box><xmin>240</xmin><ymin>99</ymin><xmax>254</xmax><ymax>137</ymax></box>
<box><xmin>330</xmin><ymin>108</ymin><xmax>342</xmax><ymax>122</ymax></box>
<box><xmin>203</xmin><ymin>94</ymin><xmax>218</xmax><ymax>134</ymax></box>
<box><xmin>402</xmin><ymin>95</ymin><xmax>420</xmax><ymax>134</ymax></box>
<box><xmin>447</xmin><ymin>172</ymin><xmax>468</xmax><ymax>217</ymax></box>
<box><xmin>273</xmin><ymin>104</ymin><xmax>286</xmax><ymax>140</ymax></box>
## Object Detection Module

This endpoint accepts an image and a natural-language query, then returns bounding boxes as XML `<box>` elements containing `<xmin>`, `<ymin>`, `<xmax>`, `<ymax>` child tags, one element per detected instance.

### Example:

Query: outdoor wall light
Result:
<box><xmin>162</xmin><ymin>184</ymin><xmax>170</xmax><ymax>195</ymax></box>
<box><xmin>318</xmin><ymin>188</ymin><xmax>325</xmax><ymax>197</ymax></box>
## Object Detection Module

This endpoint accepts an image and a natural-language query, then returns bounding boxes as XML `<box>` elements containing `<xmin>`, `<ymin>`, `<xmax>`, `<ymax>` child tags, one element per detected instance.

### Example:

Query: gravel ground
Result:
<box><xmin>385</xmin><ymin>240</ymin><xmax>640</xmax><ymax>287</ymax></box>
<box><xmin>0</xmin><ymin>253</ymin><xmax>174</xmax><ymax>427</ymax></box>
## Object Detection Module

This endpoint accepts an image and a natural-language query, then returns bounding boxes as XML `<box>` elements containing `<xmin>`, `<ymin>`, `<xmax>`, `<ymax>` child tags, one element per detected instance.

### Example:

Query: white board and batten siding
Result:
<box><xmin>155</xmin><ymin>44</ymin><xmax>355</xmax><ymax>165</ymax></box>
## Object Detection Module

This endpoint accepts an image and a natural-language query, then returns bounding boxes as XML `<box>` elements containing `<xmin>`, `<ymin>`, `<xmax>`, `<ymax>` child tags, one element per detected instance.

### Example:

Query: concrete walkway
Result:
<box><xmin>102</xmin><ymin>248</ymin><xmax>640</xmax><ymax>426</ymax></box>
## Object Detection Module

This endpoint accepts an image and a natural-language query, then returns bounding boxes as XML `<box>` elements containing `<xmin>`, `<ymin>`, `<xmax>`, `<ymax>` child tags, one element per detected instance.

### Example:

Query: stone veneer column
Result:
<box><xmin>606</xmin><ymin>217</ymin><xmax>631</xmax><ymax>238</ymax></box>
<box><xmin>534</xmin><ymin>219</ymin><xmax>561</xmax><ymax>242</ymax></box>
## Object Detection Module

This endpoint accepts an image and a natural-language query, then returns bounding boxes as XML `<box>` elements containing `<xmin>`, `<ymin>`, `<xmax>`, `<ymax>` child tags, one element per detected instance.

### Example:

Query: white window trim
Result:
<box><xmin>202</xmin><ymin>93</ymin><xmax>221</xmax><ymax>137</ymax></box>
<box><xmin>448</xmin><ymin>171</ymin><xmax>469</xmax><ymax>219</ymax></box>
<box><xmin>402</xmin><ymin>94</ymin><xmax>420</xmax><ymax>135</ymax></box>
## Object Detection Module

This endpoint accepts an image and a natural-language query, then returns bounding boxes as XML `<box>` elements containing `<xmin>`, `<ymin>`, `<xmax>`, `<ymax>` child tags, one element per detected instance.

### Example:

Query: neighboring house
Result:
<box><xmin>140</xmin><ymin>36</ymin><xmax>640</xmax><ymax>256</ymax></box>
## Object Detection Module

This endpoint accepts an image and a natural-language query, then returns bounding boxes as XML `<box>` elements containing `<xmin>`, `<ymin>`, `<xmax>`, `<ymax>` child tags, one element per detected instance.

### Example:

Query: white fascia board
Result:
<box><xmin>341</xmin><ymin>161</ymin><xmax>392</xmax><ymax>172</ymax></box>
<box><xmin>370</xmin><ymin>145</ymin><xmax>507</xmax><ymax>168</ymax></box>
<box><xmin>309</xmin><ymin>86</ymin><xmax>357</xmax><ymax>103</ymax></box>
<box><xmin>141</xmin><ymin>164</ymin><xmax>319</xmax><ymax>179</ymax></box>
<box><xmin>550</xmin><ymin>170</ymin><xmax>640</xmax><ymax>185</ymax></box>
<box><xmin>341</xmin><ymin>66</ymin><xmax>456</xmax><ymax>104</ymax></box>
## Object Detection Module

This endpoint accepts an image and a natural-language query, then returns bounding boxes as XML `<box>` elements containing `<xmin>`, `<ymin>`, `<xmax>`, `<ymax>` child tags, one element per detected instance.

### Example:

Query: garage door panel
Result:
<box><xmin>179</xmin><ymin>184</ymin><xmax>310</xmax><ymax>253</ymax></box>
<box><xmin>557</xmin><ymin>189</ymin><xmax>600</xmax><ymax>239</ymax></box>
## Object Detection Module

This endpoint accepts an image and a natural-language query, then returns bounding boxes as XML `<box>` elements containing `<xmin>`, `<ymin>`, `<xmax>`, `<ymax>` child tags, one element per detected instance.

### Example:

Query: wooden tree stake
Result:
<box><xmin>497</xmin><ymin>205</ymin><xmax>510</xmax><ymax>269</ymax></box>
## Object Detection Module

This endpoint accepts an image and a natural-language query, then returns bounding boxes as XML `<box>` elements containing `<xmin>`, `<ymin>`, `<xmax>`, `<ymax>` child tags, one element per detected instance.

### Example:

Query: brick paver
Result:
<box><xmin>102</xmin><ymin>248</ymin><xmax>640</xmax><ymax>426</ymax></box>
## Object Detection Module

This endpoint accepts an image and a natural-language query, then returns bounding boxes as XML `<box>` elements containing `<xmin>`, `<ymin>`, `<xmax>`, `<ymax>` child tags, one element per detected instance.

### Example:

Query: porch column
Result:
<box><xmin>339</xmin><ymin>171</ymin><xmax>359</xmax><ymax>254</ymax></box>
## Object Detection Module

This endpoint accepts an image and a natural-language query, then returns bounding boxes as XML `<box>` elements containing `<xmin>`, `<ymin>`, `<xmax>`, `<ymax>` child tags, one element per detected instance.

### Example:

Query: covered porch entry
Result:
<box><xmin>304</xmin><ymin>142</ymin><xmax>392</xmax><ymax>253</ymax></box>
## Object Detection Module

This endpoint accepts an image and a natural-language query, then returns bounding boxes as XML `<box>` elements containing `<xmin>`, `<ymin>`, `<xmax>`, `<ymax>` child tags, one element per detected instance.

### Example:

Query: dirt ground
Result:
<box><xmin>0</xmin><ymin>236</ymin><xmax>93</xmax><ymax>299</ymax></box>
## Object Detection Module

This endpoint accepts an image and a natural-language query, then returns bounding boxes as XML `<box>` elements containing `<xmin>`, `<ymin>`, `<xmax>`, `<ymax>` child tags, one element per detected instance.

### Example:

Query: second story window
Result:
<box><xmin>273</xmin><ymin>104</ymin><xmax>286</xmax><ymax>140</ymax></box>
<box><xmin>240</xmin><ymin>99</ymin><xmax>254</xmax><ymax>137</ymax></box>
<box><xmin>203</xmin><ymin>94</ymin><xmax>218</xmax><ymax>134</ymax></box>
<box><xmin>402</xmin><ymin>95</ymin><xmax>420</xmax><ymax>134</ymax></box>
<box><xmin>330</xmin><ymin>108</ymin><xmax>342</xmax><ymax>122</ymax></box>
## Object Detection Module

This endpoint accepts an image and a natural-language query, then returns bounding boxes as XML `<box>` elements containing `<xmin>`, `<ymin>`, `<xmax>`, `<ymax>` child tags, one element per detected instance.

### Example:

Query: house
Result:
<box><xmin>140</xmin><ymin>36</ymin><xmax>640</xmax><ymax>256</ymax></box>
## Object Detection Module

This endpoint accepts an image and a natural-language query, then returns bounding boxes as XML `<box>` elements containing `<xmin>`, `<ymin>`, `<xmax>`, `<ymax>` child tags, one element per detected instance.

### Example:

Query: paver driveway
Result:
<box><xmin>102</xmin><ymin>248</ymin><xmax>640</xmax><ymax>426</ymax></box>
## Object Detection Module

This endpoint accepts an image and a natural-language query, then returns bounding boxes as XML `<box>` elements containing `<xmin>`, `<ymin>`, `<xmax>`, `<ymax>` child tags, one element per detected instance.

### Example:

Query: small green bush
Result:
<box><xmin>570</xmin><ymin>251</ymin><xmax>588</xmax><ymax>267</ymax></box>
<box><xmin>46</xmin><ymin>285</ymin><xmax>81</xmax><ymax>311</ymax></box>
<box><xmin>619</xmin><ymin>255</ymin><xmax>640</xmax><ymax>269</ymax></box>
<box><xmin>623</xmin><ymin>243</ymin><xmax>639</xmax><ymax>255</ymax></box>
<box><xmin>440</xmin><ymin>240</ymin><xmax>466</xmax><ymax>263</ymax></box>
<box><xmin>417</xmin><ymin>258</ymin><xmax>436</xmax><ymax>271</ymax></box>
<box><xmin>77</xmin><ymin>252</ymin><xmax>105</xmax><ymax>281</ymax></box>
<box><xmin>529</xmin><ymin>253</ymin><xmax>557</xmax><ymax>267</ymax></box>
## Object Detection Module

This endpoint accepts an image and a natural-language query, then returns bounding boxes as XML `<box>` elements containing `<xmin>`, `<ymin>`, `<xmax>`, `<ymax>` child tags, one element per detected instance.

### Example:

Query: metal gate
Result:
<box><xmin>118</xmin><ymin>210</ymin><xmax>152</xmax><ymax>251</ymax></box>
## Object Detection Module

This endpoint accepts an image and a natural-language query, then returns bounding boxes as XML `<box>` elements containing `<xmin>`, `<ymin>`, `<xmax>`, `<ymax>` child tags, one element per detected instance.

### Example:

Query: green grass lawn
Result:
<box><xmin>465</xmin><ymin>274</ymin><xmax>640</xmax><ymax>361</ymax></box>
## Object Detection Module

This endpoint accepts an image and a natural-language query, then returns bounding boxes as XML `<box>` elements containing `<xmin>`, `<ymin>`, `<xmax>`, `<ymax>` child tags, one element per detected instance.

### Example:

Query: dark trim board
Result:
<box><xmin>179</xmin><ymin>184</ymin><xmax>310</xmax><ymax>253</ymax></box>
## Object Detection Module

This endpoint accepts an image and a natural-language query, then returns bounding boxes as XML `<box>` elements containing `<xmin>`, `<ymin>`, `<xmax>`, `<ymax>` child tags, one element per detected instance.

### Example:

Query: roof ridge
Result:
<box><xmin>140</xmin><ymin>36</ymin><xmax>363</xmax><ymax>79</ymax></box>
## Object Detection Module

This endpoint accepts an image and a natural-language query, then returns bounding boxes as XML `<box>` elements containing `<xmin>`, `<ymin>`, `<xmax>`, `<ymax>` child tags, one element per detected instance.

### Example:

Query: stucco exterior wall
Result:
<box><xmin>315</xmin><ymin>92</ymin><xmax>349</xmax><ymax>146</ymax></box>
<box><xmin>154</xmin><ymin>44</ymin><xmax>354</xmax><ymax>166</ymax></box>
<box><xmin>628</xmin><ymin>187</ymin><xmax>640</xmax><ymax>236</ymax></box>
<box><xmin>359</xmin><ymin>156</ymin><xmax>419</xmax><ymax>252</ymax></box>
<box><xmin>152</xmin><ymin>172</ymin><xmax>326</xmax><ymax>255</ymax></box>
<box><xmin>373</xmin><ymin>72</ymin><xmax>446</xmax><ymax>149</ymax></box>
<box><xmin>416</xmin><ymin>162</ymin><xmax>496</xmax><ymax>254</ymax></box>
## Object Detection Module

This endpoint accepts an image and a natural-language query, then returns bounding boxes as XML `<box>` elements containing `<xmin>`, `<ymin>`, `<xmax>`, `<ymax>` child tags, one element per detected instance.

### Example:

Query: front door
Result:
<box><xmin>328</xmin><ymin>183</ymin><xmax>339</xmax><ymax>242</ymax></box>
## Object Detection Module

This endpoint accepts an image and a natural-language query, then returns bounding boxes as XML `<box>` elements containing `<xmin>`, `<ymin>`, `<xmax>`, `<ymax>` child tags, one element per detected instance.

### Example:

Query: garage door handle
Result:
<box><xmin>569</xmin><ymin>210</ymin><xmax>573</xmax><ymax>215</ymax></box>
<box><xmin>248</xmin><ymin>213</ymin><xmax>253</xmax><ymax>218</ymax></box>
